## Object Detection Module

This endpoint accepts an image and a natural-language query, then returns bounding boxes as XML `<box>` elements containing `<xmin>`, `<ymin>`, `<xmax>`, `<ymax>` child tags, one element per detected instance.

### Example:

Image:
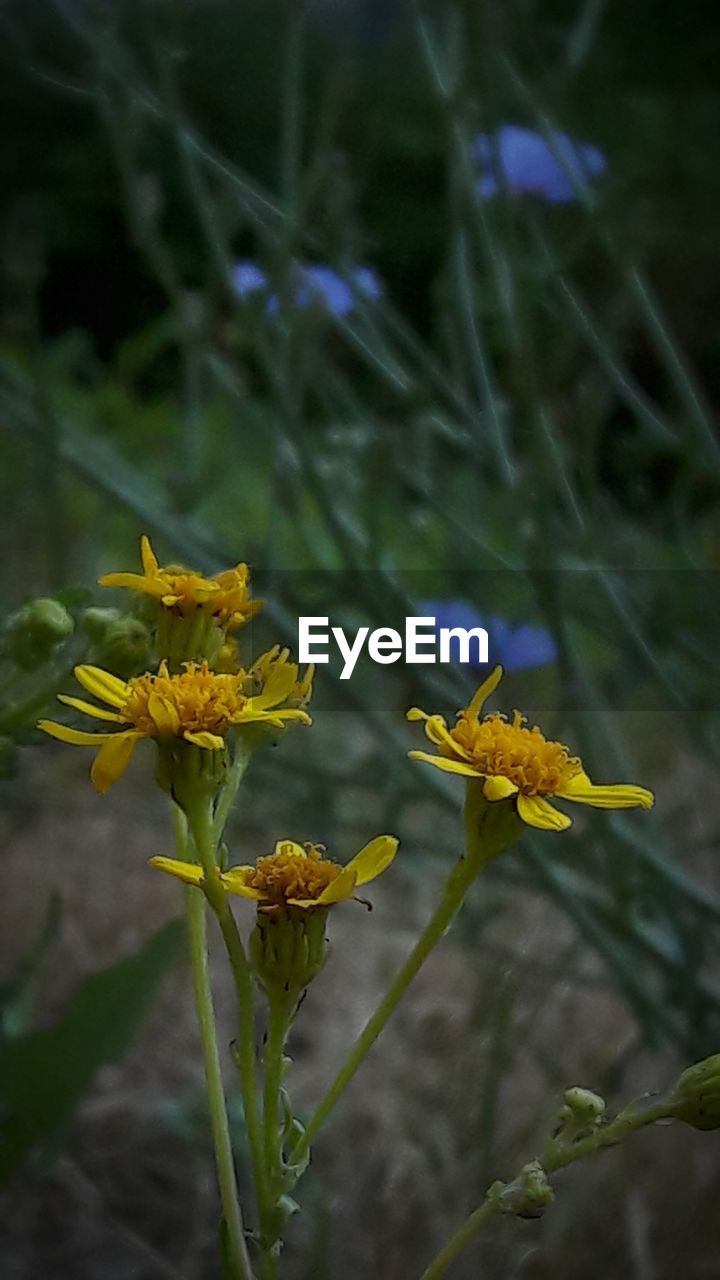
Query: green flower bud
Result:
<box><xmin>250</xmin><ymin>909</ymin><xmax>329</xmax><ymax>996</ymax></box>
<box><xmin>89</xmin><ymin>616</ymin><xmax>152</xmax><ymax>678</ymax></box>
<box><xmin>81</xmin><ymin>606</ymin><xmax>122</xmax><ymax>642</ymax></box>
<box><xmin>553</xmin><ymin>1087</ymin><xmax>606</xmax><ymax>1146</ymax></box>
<box><xmin>669</xmin><ymin>1053</ymin><xmax>720</xmax><ymax>1131</ymax></box>
<box><xmin>488</xmin><ymin>1160</ymin><xmax>554</xmax><ymax>1219</ymax></box>
<box><xmin>4</xmin><ymin>598</ymin><xmax>74</xmax><ymax>668</ymax></box>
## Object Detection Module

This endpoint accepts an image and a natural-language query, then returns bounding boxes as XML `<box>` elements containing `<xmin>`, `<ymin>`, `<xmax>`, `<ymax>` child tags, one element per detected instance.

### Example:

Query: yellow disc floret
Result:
<box><xmin>451</xmin><ymin>708</ymin><xmax>581</xmax><ymax>797</ymax></box>
<box><xmin>243</xmin><ymin>842</ymin><xmax>343</xmax><ymax>909</ymax></box>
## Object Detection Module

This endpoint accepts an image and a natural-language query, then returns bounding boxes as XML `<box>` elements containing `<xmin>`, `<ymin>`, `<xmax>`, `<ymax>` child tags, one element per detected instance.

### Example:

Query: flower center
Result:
<box><xmin>122</xmin><ymin>662</ymin><xmax>250</xmax><ymax>738</ymax></box>
<box><xmin>245</xmin><ymin>843</ymin><xmax>341</xmax><ymax>905</ymax></box>
<box><xmin>451</xmin><ymin>710</ymin><xmax>581</xmax><ymax>795</ymax></box>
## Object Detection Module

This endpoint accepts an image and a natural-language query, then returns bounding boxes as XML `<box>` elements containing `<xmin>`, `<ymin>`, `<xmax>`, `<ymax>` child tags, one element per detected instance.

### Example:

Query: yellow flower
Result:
<box><xmin>407</xmin><ymin>666</ymin><xmax>653</xmax><ymax>832</ymax></box>
<box><xmin>99</xmin><ymin>535</ymin><xmax>262</xmax><ymax>630</ymax></box>
<box><xmin>246</xmin><ymin>645</ymin><xmax>314</xmax><ymax>709</ymax></box>
<box><xmin>150</xmin><ymin>835</ymin><xmax>399</xmax><ymax>912</ymax></box>
<box><xmin>38</xmin><ymin>658</ymin><xmax>310</xmax><ymax>792</ymax></box>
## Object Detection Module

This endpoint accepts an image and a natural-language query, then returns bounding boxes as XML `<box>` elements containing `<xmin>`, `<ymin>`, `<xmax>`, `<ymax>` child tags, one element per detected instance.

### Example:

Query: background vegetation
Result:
<box><xmin>1</xmin><ymin>1</ymin><xmax>719</xmax><ymax>1276</ymax></box>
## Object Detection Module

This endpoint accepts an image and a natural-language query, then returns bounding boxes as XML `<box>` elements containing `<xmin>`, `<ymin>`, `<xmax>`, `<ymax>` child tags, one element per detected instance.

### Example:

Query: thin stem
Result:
<box><xmin>289</xmin><ymin>847</ymin><xmax>487</xmax><ymax>1167</ymax></box>
<box><xmin>209</xmin><ymin>890</ymin><xmax>275</xmax><ymax>1277</ymax></box>
<box><xmin>184</xmin><ymin>798</ymin><xmax>269</xmax><ymax>1243</ymax></box>
<box><xmin>418</xmin><ymin>1101</ymin><xmax>674</xmax><ymax>1280</ymax></box>
<box><xmin>175</xmin><ymin>807</ymin><xmax>252</xmax><ymax>1280</ymax></box>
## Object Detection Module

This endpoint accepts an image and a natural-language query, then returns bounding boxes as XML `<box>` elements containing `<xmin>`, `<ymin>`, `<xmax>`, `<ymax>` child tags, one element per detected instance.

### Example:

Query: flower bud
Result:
<box><xmin>250</xmin><ymin>909</ymin><xmax>329</xmax><ymax>996</ymax></box>
<box><xmin>669</xmin><ymin>1054</ymin><xmax>720</xmax><ymax>1131</ymax></box>
<box><xmin>553</xmin><ymin>1086</ymin><xmax>606</xmax><ymax>1145</ymax></box>
<box><xmin>488</xmin><ymin>1160</ymin><xmax>554</xmax><ymax>1219</ymax></box>
<box><xmin>81</xmin><ymin>606</ymin><xmax>122</xmax><ymax>642</ymax></box>
<box><xmin>4</xmin><ymin>598</ymin><xmax>74</xmax><ymax>668</ymax></box>
<box><xmin>88</xmin><ymin>615</ymin><xmax>152</xmax><ymax>678</ymax></box>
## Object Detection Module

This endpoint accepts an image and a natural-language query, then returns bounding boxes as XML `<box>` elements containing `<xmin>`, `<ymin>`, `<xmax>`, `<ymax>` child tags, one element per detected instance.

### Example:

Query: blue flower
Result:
<box><xmin>231</xmin><ymin>260</ymin><xmax>382</xmax><ymax>317</ymax></box>
<box><xmin>474</xmin><ymin>125</ymin><xmax>606</xmax><ymax>204</ymax></box>
<box><xmin>420</xmin><ymin>600</ymin><xmax>557</xmax><ymax>675</ymax></box>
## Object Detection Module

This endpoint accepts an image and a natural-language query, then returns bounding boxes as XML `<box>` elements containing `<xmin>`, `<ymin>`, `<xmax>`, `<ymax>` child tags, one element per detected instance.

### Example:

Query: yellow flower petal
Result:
<box><xmin>483</xmin><ymin>774</ymin><xmax>519</xmax><ymax>802</ymax></box>
<box><xmin>558</xmin><ymin>770</ymin><xmax>654</xmax><ymax>810</ymax></box>
<box><xmin>467</xmin><ymin>665</ymin><xmax>503</xmax><ymax>721</ymax></box>
<box><xmin>74</xmin><ymin>665</ymin><xmax>129</xmax><ymax>710</ymax></box>
<box><xmin>56</xmin><ymin>695</ymin><xmax>124</xmax><ymax>722</ymax></box>
<box><xmin>148</xmin><ymin>691</ymin><xmax>181</xmax><ymax>736</ymax></box>
<box><xmin>406</xmin><ymin>706</ymin><xmax>431</xmax><ymax>723</ymax></box>
<box><xmin>90</xmin><ymin>731</ymin><xmax>141</xmax><ymax>792</ymax></box>
<box><xmin>423</xmin><ymin>714</ymin><xmax>473</xmax><ymax>759</ymax></box>
<box><xmin>221</xmin><ymin>867</ymin><xmax>266</xmax><ymax>899</ymax></box>
<box><xmin>182</xmin><ymin>730</ymin><xmax>226</xmax><ymax>749</ymax></box>
<box><xmin>516</xmin><ymin>793</ymin><xmax>572</xmax><ymax>831</ymax></box>
<box><xmin>343</xmin><ymin>835</ymin><xmax>399</xmax><ymax>887</ymax></box>
<box><xmin>290</xmin><ymin>866</ymin><xmax>358</xmax><ymax>907</ymax></box>
<box><xmin>140</xmin><ymin>534</ymin><xmax>159</xmax><ymax>576</ymax></box>
<box><xmin>149</xmin><ymin>856</ymin><xmax>205</xmax><ymax>886</ymax></box>
<box><xmin>38</xmin><ymin>720</ymin><xmax>118</xmax><ymax>746</ymax></box>
<box><xmin>408</xmin><ymin>750</ymin><xmax>481</xmax><ymax>778</ymax></box>
<box><xmin>98</xmin><ymin>571</ymin><xmax>161</xmax><ymax>593</ymax></box>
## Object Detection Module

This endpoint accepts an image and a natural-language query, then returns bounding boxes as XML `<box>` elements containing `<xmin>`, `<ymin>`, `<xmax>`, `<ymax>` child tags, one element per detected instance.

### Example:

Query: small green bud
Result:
<box><xmin>669</xmin><ymin>1053</ymin><xmax>720</xmax><ymax>1131</ymax></box>
<box><xmin>553</xmin><ymin>1087</ymin><xmax>606</xmax><ymax>1146</ymax></box>
<box><xmin>489</xmin><ymin>1160</ymin><xmax>554</xmax><ymax>1219</ymax></box>
<box><xmin>81</xmin><ymin>606</ymin><xmax>122</xmax><ymax>642</ymax></box>
<box><xmin>89</xmin><ymin>616</ymin><xmax>152</xmax><ymax>678</ymax></box>
<box><xmin>4</xmin><ymin>598</ymin><xmax>74</xmax><ymax>668</ymax></box>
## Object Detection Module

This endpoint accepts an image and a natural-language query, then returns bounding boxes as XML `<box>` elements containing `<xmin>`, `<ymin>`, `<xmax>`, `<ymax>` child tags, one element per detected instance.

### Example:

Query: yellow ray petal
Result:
<box><xmin>406</xmin><ymin>706</ymin><xmax>431</xmax><ymax>723</ymax></box>
<box><xmin>408</xmin><ymin>750</ymin><xmax>481</xmax><ymax>778</ymax></box>
<box><xmin>467</xmin><ymin>665</ymin><xmax>503</xmax><ymax>721</ymax></box>
<box><xmin>149</xmin><ymin>856</ymin><xmax>205</xmax><ymax>886</ymax></box>
<box><xmin>57</xmin><ymin>694</ymin><xmax>124</xmax><ymax>723</ymax></box>
<box><xmin>90</xmin><ymin>732</ymin><xmax>141</xmax><ymax>792</ymax></box>
<box><xmin>483</xmin><ymin>774</ymin><xmax>519</xmax><ymax>802</ymax></box>
<box><xmin>557</xmin><ymin>771</ymin><xmax>654</xmax><ymax>810</ymax></box>
<box><xmin>98</xmin><ymin>571</ymin><xmax>160</xmax><ymax>592</ymax></box>
<box><xmin>38</xmin><ymin>720</ymin><xmax>118</xmax><ymax>746</ymax></box>
<box><xmin>74</xmin><ymin>665</ymin><xmax>129</xmax><ymax>709</ymax></box>
<box><xmin>343</xmin><ymin>835</ymin><xmax>399</xmax><ymax>887</ymax></box>
<box><xmin>140</xmin><ymin>534</ymin><xmax>159</xmax><ymax>576</ymax></box>
<box><xmin>516</xmin><ymin>793</ymin><xmax>571</xmax><ymax>831</ymax></box>
<box><xmin>183</xmin><ymin>729</ymin><xmax>225</xmax><ymax>749</ymax></box>
<box><xmin>423</xmin><ymin>714</ymin><xmax>472</xmax><ymax>759</ymax></box>
<box><xmin>290</xmin><ymin>866</ymin><xmax>358</xmax><ymax>907</ymax></box>
<box><xmin>148</xmin><ymin>691</ymin><xmax>181</xmax><ymax>736</ymax></box>
<box><xmin>221</xmin><ymin>867</ymin><xmax>266</xmax><ymax>900</ymax></box>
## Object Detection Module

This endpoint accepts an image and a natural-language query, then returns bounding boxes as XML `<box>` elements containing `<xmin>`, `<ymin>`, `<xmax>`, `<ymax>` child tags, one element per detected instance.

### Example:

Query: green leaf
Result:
<box><xmin>0</xmin><ymin>918</ymin><xmax>183</xmax><ymax>1182</ymax></box>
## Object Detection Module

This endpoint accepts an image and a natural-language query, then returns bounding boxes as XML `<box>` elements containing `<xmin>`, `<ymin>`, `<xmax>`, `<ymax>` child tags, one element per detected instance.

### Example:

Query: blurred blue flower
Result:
<box><xmin>474</xmin><ymin>125</ymin><xmax>606</xmax><ymax>203</ymax></box>
<box><xmin>231</xmin><ymin>260</ymin><xmax>382</xmax><ymax>317</ymax></box>
<box><xmin>420</xmin><ymin>599</ymin><xmax>557</xmax><ymax>675</ymax></box>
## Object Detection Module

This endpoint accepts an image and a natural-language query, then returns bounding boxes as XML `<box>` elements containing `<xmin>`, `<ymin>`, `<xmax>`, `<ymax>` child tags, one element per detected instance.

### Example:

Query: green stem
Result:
<box><xmin>209</xmin><ymin>889</ymin><xmax>276</xmax><ymax>1277</ymax></box>
<box><xmin>185</xmin><ymin>796</ymin><xmax>269</xmax><ymax>1234</ymax></box>
<box><xmin>418</xmin><ymin>1101</ymin><xmax>674</xmax><ymax>1280</ymax></box>
<box><xmin>264</xmin><ymin>994</ymin><xmax>292</xmax><ymax>1194</ymax></box>
<box><xmin>176</xmin><ymin>806</ymin><xmax>252</xmax><ymax>1280</ymax></box>
<box><xmin>290</xmin><ymin>788</ymin><xmax>519</xmax><ymax>1167</ymax></box>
